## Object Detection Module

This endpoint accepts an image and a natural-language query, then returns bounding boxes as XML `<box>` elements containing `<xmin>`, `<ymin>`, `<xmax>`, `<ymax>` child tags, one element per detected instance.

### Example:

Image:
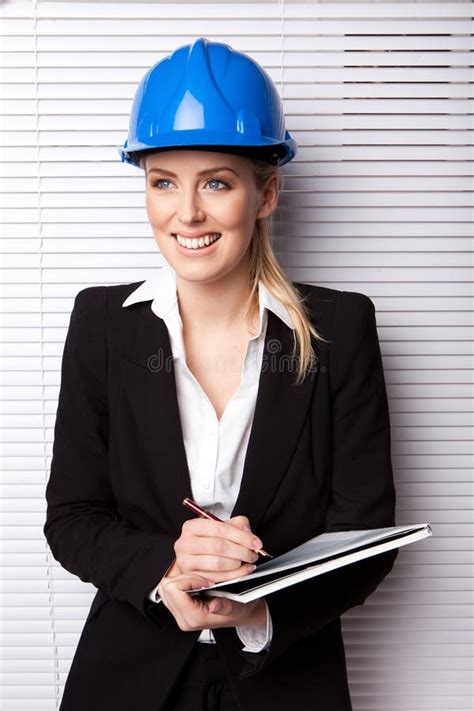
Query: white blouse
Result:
<box><xmin>122</xmin><ymin>260</ymin><xmax>295</xmax><ymax>652</ymax></box>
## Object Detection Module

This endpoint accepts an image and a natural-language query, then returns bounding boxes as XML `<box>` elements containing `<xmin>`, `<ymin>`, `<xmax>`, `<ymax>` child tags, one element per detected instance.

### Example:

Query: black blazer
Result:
<box><xmin>44</xmin><ymin>279</ymin><xmax>397</xmax><ymax>711</ymax></box>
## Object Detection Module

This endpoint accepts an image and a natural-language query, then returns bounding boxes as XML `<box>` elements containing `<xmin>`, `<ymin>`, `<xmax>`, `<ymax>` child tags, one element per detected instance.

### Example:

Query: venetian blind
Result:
<box><xmin>0</xmin><ymin>1</ymin><xmax>472</xmax><ymax>709</ymax></box>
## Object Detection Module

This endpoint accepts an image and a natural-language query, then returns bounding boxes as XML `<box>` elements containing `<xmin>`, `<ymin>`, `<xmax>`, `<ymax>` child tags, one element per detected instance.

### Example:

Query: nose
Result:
<box><xmin>177</xmin><ymin>187</ymin><xmax>205</xmax><ymax>225</ymax></box>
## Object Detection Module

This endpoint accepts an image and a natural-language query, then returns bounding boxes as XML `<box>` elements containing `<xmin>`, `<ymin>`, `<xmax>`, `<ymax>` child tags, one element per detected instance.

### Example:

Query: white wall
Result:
<box><xmin>0</xmin><ymin>1</ymin><xmax>472</xmax><ymax>708</ymax></box>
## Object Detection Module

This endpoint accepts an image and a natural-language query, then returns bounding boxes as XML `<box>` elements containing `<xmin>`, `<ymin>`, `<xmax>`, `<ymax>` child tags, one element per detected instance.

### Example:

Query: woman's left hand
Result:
<box><xmin>157</xmin><ymin>571</ymin><xmax>267</xmax><ymax>632</ymax></box>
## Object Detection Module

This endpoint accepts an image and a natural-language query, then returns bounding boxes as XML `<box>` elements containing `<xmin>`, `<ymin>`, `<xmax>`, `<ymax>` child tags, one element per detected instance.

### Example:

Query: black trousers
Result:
<box><xmin>162</xmin><ymin>642</ymin><xmax>241</xmax><ymax>711</ymax></box>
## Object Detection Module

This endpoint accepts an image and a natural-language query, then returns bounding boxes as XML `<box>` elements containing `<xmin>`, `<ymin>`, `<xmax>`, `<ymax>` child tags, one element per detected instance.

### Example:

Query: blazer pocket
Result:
<box><xmin>122</xmin><ymin>348</ymin><xmax>176</xmax><ymax>375</ymax></box>
<box><xmin>122</xmin><ymin>355</ymin><xmax>153</xmax><ymax>372</ymax></box>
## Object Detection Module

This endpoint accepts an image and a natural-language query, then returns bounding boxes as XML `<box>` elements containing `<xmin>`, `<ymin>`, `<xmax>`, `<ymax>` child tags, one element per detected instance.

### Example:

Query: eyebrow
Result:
<box><xmin>147</xmin><ymin>166</ymin><xmax>239</xmax><ymax>178</ymax></box>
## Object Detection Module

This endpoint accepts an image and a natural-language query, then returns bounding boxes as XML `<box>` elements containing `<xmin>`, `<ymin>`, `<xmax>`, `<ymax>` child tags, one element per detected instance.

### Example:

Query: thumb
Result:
<box><xmin>208</xmin><ymin>596</ymin><xmax>233</xmax><ymax>616</ymax></box>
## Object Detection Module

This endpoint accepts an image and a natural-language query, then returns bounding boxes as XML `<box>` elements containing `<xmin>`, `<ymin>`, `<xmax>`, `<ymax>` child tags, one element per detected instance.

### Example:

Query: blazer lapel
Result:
<box><xmin>121</xmin><ymin>303</ymin><xmax>319</xmax><ymax>534</ymax></box>
<box><xmin>121</xmin><ymin>304</ymin><xmax>194</xmax><ymax>532</ymax></box>
<box><xmin>230</xmin><ymin>309</ymin><xmax>319</xmax><ymax>530</ymax></box>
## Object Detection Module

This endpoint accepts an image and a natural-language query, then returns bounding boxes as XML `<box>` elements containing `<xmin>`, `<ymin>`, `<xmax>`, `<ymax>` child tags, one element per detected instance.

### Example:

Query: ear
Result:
<box><xmin>256</xmin><ymin>173</ymin><xmax>280</xmax><ymax>220</ymax></box>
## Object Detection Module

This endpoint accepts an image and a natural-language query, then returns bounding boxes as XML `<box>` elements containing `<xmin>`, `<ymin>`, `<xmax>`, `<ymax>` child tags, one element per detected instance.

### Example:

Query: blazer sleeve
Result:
<box><xmin>43</xmin><ymin>286</ymin><xmax>176</xmax><ymax>628</ymax></box>
<box><xmin>238</xmin><ymin>290</ymin><xmax>398</xmax><ymax>679</ymax></box>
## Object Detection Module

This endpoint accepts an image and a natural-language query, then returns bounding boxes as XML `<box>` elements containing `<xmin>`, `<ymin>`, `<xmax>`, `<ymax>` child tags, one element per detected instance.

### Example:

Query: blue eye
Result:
<box><xmin>207</xmin><ymin>179</ymin><xmax>228</xmax><ymax>190</ymax></box>
<box><xmin>151</xmin><ymin>179</ymin><xmax>171</xmax><ymax>189</ymax></box>
<box><xmin>150</xmin><ymin>178</ymin><xmax>228</xmax><ymax>190</ymax></box>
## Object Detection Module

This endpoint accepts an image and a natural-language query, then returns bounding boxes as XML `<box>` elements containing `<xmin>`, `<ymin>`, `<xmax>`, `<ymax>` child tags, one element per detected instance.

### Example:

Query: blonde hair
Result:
<box><xmin>140</xmin><ymin>151</ymin><xmax>330</xmax><ymax>387</ymax></box>
<box><xmin>241</xmin><ymin>157</ymin><xmax>330</xmax><ymax>386</ymax></box>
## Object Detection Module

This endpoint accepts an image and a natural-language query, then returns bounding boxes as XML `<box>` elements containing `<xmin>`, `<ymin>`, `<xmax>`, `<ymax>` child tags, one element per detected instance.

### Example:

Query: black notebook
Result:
<box><xmin>186</xmin><ymin>523</ymin><xmax>432</xmax><ymax>603</ymax></box>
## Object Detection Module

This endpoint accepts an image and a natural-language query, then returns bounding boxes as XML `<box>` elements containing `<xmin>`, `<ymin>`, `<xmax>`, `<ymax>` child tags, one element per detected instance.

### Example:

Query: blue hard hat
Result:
<box><xmin>117</xmin><ymin>37</ymin><xmax>297</xmax><ymax>168</ymax></box>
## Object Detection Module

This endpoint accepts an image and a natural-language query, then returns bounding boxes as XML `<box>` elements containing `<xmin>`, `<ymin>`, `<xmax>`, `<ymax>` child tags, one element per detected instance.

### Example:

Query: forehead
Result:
<box><xmin>144</xmin><ymin>149</ymin><xmax>248</xmax><ymax>172</ymax></box>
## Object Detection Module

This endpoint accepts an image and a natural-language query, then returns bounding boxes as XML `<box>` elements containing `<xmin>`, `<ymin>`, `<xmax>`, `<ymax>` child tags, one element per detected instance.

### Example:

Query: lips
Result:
<box><xmin>172</xmin><ymin>232</ymin><xmax>222</xmax><ymax>252</ymax></box>
<box><xmin>171</xmin><ymin>232</ymin><xmax>221</xmax><ymax>239</ymax></box>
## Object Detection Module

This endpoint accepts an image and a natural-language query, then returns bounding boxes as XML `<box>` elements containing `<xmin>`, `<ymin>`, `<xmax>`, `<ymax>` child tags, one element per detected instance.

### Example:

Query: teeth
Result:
<box><xmin>175</xmin><ymin>233</ymin><xmax>220</xmax><ymax>249</ymax></box>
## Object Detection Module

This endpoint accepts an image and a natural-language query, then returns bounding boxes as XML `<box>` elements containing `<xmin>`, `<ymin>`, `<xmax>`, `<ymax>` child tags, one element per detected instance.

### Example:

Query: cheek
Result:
<box><xmin>145</xmin><ymin>194</ymin><xmax>161</xmax><ymax>224</ymax></box>
<box><xmin>215</xmin><ymin>191</ymin><xmax>254</xmax><ymax>228</ymax></box>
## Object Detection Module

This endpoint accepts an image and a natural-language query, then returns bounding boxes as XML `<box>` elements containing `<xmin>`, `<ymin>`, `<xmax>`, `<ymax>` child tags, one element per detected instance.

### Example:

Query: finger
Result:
<box><xmin>175</xmin><ymin>559</ymin><xmax>256</xmax><ymax>584</ymax></box>
<box><xmin>170</xmin><ymin>590</ymin><xmax>237</xmax><ymax>624</ymax></box>
<box><xmin>162</xmin><ymin>574</ymin><xmax>213</xmax><ymax>593</ymax></box>
<box><xmin>158</xmin><ymin>573</ymin><xmax>210</xmax><ymax>605</ymax></box>
<box><xmin>181</xmin><ymin>518</ymin><xmax>263</xmax><ymax>552</ymax></box>
<box><xmin>176</xmin><ymin>536</ymin><xmax>258</xmax><ymax>575</ymax></box>
<box><xmin>161</xmin><ymin>580</ymin><xmax>251</xmax><ymax>632</ymax></box>
<box><xmin>229</xmin><ymin>515</ymin><xmax>252</xmax><ymax>532</ymax></box>
<box><xmin>179</xmin><ymin>538</ymin><xmax>259</xmax><ymax>565</ymax></box>
<box><xmin>159</xmin><ymin>575</ymin><xmax>214</xmax><ymax>632</ymax></box>
<box><xmin>207</xmin><ymin>596</ymin><xmax>234</xmax><ymax>616</ymax></box>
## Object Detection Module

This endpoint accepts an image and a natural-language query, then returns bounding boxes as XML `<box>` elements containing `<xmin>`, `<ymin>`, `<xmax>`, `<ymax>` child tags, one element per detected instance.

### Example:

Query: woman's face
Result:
<box><xmin>144</xmin><ymin>149</ymin><xmax>277</xmax><ymax>284</ymax></box>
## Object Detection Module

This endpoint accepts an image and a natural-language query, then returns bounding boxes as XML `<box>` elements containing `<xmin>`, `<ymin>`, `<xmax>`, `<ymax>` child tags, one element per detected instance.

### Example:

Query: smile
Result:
<box><xmin>172</xmin><ymin>233</ymin><xmax>222</xmax><ymax>251</ymax></box>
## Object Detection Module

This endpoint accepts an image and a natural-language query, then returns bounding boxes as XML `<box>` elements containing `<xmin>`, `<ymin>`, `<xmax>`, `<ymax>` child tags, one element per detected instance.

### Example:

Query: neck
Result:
<box><xmin>175</xmin><ymin>260</ymin><xmax>258</xmax><ymax>335</ymax></box>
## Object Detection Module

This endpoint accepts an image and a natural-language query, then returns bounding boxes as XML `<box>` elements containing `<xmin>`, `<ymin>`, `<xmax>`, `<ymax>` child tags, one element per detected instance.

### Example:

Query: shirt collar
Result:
<box><xmin>122</xmin><ymin>259</ymin><xmax>178</xmax><ymax>318</ymax></box>
<box><xmin>122</xmin><ymin>260</ymin><xmax>295</xmax><ymax>333</ymax></box>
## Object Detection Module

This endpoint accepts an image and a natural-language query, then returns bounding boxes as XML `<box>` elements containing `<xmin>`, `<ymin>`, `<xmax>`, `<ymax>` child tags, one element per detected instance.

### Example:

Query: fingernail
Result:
<box><xmin>253</xmin><ymin>538</ymin><xmax>263</xmax><ymax>549</ymax></box>
<box><xmin>248</xmin><ymin>564</ymin><xmax>257</xmax><ymax>572</ymax></box>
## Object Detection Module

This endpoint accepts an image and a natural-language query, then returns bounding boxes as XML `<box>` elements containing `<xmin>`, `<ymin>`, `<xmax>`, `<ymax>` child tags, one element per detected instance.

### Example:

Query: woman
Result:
<box><xmin>44</xmin><ymin>38</ymin><xmax>397</xmax><ymax>710</ymax></box>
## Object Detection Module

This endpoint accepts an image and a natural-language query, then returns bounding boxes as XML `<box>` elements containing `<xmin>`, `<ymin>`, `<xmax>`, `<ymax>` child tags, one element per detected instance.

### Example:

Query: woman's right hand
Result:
<box><xmin>166</xmin><ymin>515</ymin><xmax>263</xmax><ymax>584</ymax></box>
